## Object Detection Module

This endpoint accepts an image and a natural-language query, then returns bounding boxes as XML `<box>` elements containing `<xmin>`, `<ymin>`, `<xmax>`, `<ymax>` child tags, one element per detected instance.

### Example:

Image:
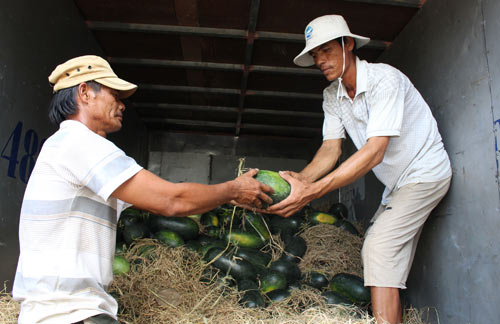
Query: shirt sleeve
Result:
<box><xmin>58</xmin><ymin>130</ymin><xmax>143</xmax><ymax>201</ymax></box>
<box><xmin>365</xmin><ymin>67</ymin><xmax>406</xmax><ymax>138</ymax></box>
<box><xmin>87</xmin><ymin>153</ymin><xmax>143</xmax><ymax>201</ymax></box>
<box><xmin>322</xmin><ymin>88</ymin><xmax>346</xmax><ymax>141</ymax></box>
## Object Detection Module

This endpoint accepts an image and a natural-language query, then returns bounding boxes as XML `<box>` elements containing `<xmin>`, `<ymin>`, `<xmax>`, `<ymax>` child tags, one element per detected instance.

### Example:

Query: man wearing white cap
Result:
<box><xmin>12</xmin><ymin>55</ymin><xmax>273</xmax><ymax>324</ymax></box>
<box><xmin>267</xmin><ymin>15</ymin><xmax>452</xmax><ymax>324</ymax></box>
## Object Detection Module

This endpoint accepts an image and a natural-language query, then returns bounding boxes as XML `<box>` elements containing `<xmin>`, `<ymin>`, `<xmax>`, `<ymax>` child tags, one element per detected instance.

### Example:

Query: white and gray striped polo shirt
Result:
<box><xmin>13</xmin><ymin>120</ymin><xmax>142</xmax><ymax>324</ymax></box>
<box><xmin>322</xmin><ymin>57</ymin><xmax>451</xmax><ymax>204</ymax></box>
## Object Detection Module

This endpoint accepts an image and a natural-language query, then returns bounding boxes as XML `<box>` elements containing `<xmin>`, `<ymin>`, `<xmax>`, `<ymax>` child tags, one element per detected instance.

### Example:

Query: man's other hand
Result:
<box><xmin>231</xmin><ymin>169</ymin><xmax>274</xmax><ymax>209</ymax></box>
<box><xmin>265</xmin><ymin>170</ymin><xmax>315</xmax><ymax>217</ymax></box>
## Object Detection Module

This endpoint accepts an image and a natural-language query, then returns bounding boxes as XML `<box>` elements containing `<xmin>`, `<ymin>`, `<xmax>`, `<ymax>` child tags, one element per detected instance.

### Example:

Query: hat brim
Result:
<box><xmin>293</xmin><ymin>34</ymin><xmax>370</xmax><ymax>67</ymax></box>
<box><xmin>95</xmin><ymin>77</ymin><xmax>138</xmax><ymax>99</ymax></box>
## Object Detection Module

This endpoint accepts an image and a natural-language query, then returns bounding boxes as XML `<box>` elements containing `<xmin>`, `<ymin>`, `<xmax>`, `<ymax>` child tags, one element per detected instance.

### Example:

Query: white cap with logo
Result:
<box><xmin>293</xmin><ymin>15</ymin><xmax>370</xmax><ymax>67</ymax></box>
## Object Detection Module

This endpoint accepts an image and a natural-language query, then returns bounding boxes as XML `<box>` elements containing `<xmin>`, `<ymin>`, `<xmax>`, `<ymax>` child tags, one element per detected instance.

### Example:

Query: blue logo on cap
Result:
<box><xmin>305</xmin><ymin>26</ymin><xmax>313</xmax><ymax>40</ymax></box>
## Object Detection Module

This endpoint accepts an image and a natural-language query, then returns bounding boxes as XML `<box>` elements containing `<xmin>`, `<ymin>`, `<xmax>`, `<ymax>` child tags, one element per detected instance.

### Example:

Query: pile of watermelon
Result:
<box><xmin>113</xmin><ymin>170</ymin><xmax>370</xmax><ymax>309</ymax></box>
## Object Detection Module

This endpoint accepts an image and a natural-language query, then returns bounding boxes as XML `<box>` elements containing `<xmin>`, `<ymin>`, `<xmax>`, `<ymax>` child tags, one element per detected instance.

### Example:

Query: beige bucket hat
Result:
<box><xmin>48</xmin><ymin>55</ymin><xmax>137</xmax><ymax>98</ymax></box>
<box><xmin>293</xmin><ymin>15</ymin><xmax>370</xmax><ymax>67</ymax></box>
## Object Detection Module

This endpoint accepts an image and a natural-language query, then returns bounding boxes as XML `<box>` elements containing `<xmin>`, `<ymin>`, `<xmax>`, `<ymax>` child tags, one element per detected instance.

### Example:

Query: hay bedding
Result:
<box><xmin>298</xmin><ymin>224</ymin><xmax>363</xmax><ymax>278</ymax></box>
<box><xmin>0</xmin><ymin>286</ymin><xmax>19</xmax><ymax>324</ymax></box>
<box><xmin>109</xmin><ymin>240</ymin><xmax>374</xmax><ymax>324</ymax></box>
<box><xmin>1</xmin><ymin>226</ymin><xmax>429</xmax><ymax>324</ymax></box>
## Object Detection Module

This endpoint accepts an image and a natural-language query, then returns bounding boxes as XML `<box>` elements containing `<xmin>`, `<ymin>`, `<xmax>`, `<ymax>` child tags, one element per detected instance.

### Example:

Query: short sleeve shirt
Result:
<box><xmin>322</xmin><ymin>58</ymin><xmax>451</xmax><ymax>202</ymax></box>
<box><xmin>13</xmin><ymin>120</ymin><xmax>143</xmax><ymax>324</ymax></box>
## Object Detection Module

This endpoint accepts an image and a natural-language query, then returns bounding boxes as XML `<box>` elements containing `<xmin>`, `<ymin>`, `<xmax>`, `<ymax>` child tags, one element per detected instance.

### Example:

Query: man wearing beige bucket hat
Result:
<box><xmin>267</xmin><ymin>15</ymin><xmax>452</xmax><ymax>324</ymax></box>
<box><xmin>12</xmin><ymin>55</ymin><xmax>273</xmax><ymax>324</ymax></box>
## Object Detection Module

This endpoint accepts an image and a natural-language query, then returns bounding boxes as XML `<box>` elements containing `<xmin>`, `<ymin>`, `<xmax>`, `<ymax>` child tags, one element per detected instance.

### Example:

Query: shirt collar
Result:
<box><xmin>355</xmin><ymin>56</ymin><xmax>368</xmax><ymax>97</ymax></box>
<box><xmin>335</xmin><ymin>56</ymin><xmax>368</xmax><ymax>101</ymax></box>
<box><xmin>60</xmin><ymin>119</ymin><xmax>90</xmax><ymax>131</ymax></box>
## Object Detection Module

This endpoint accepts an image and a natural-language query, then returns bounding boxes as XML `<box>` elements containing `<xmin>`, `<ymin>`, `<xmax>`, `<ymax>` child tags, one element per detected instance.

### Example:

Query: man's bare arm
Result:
<box><xmin>112</xmin><ymin>168</ymin><xmax>273</xmax><ymax>217</ymax></box>
<box><xmin>313</xmin><ymin>136</ymin><xmax>389</xmax><ymax>197</ymax></box>
<box><xmin>299</xmin><ymin>139</ymin><xmax>343</xmax><ymax>182</ymax></box>
<box><xmin>268</xmin><ymin>136</ymin><xmax>389</xmax><ymax>217</ymax></box>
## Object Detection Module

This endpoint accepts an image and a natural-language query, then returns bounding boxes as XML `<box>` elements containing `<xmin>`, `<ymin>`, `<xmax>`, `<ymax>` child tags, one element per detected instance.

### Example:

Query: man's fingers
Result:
<box><xmin>259</xmin><ymin>192</ymin><xmax>273</xmax><ymax>204</ymax></box>
<box><xmin>266</xmin><ymin>201</ymin><xmax>286</xmax><ymax>213</ymax></box>
<box><xmin>280</xmin><ymin>170</ymin><xmax>300</xmax><ymax>178</ymax></box>
<box><xmin>278</xmin><ymin>171</ymin><xmax>296</xmax><ymax>183</ymax></box>
<box><xmin>232</xmin><ymin>199</ymin><xmax>267</xmax><ymax>214</ymax></box>
<box><xmin>244</xmin><ymin>168</ymin><xmax>259</xmax><ymax>177</ymax></box>
<box><xmin>231</xmin><ymin>200</ymin><xmax>254</xmax><ymax>210</ymax></box>
<box><xmin>266</xmin><ymin>193</ymin><xmax>293</xmax><ymax>210</ymax></box>
<box><xmin>271</xmin><ymin>206</ymin><xmax>293</xmax><ymax>218</ymax></box>
<box><xmin>260</xmin><ymin>183</ymin><xmax>274</xmax><ymax>194</ymax></box>
<box><xmin>279</xmin><ymin>204</ymin><xmax>297</xmax><ymax>218</ymax></box>
<box><xmin>287</xmin><ymin>171</ymin><xmax>304</xmax><ymax>180</ymax></box>
<box><xmin>266</xmin><ymin>197</ymin><xmax>302</xmax><ymax>217</ymax></box>
<box><xmin>253</xmin><ymin>198</ymin><xmax>263</xmax><ymax>209</ymax></box>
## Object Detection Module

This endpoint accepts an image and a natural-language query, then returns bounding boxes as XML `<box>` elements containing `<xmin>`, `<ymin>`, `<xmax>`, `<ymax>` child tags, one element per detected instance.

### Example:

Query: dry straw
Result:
<box><xmin>0</xmin><ymin>160</ymin><xmax>433</xmax><ymax>323</ymax></box>
<box><xmin>0</xmin><ymin>285</ymin><xmax>19</xmax><ymax>324</ymax></box>
<box><xmin>1</xmin><ymin>235</ymin><xmax>430</xmax><ymax>324</ymax></box>
<box><xmin>0</xmin><ymin>183</ymin><xmax>429</xmax><ymax>324</ymax></box>
<box><xmin>299</xmin><ymin>223</ymin><xmax>364</xmax><ymax>278</ymax></box>
<box><xmin>110</xmin><ymin>240</ymin><xmax>377</xmax><ymax>324</ymax></box>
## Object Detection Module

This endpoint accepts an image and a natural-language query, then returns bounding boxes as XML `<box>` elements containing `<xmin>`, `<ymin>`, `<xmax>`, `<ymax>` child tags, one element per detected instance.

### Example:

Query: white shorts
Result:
<box><xmin>361</xmin><ymin>177</ymin><xmax>451</xmax><ymax>289</ymax></box>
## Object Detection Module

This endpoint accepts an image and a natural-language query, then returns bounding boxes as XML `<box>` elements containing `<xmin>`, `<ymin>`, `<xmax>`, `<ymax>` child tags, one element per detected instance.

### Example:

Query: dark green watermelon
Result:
<box><xmin>254</xmin><ymin>170</ymin><xmax>291</xmax><ymax>205</ymax></box>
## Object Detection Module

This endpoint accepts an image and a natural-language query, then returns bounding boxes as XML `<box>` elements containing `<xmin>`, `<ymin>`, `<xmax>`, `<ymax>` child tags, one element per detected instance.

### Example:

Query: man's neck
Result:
<box><xmin>67</xmin><ymin>115</ymin><xmax>107</xmax><ymax>138</ymax></box>
<box><xmin>342</xmin><ymin>55</ymin><xmax>357</xmax><ymax>99</ymax></box>
<box><xmin>97</xmin><ymin>130</ymin><xmax>107</xmax><ymax>138</ymax></box>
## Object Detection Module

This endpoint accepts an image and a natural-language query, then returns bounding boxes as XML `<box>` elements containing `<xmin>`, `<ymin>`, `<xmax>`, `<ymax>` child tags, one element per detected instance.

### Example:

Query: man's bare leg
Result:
<box><xmin>370</xmin><ymin>287</ymin><xmax>402</xmax><ymax>324</ymax></box>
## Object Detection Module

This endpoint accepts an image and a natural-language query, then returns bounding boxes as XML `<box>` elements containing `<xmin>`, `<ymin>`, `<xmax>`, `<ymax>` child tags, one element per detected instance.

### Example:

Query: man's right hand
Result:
<box><xmin>265</xmin><ymin>170</ymin><xmax>317</xmax><ymax>217</ymax></box>
<box><xmin>281</xmin><ymin>170</ymin><xmax>311</xmax><ymax>183</ymax></box>
<box><xmin>230</xmin><ymin>169</ymin><xmax>274</xmax><ymax>209</ymax></box>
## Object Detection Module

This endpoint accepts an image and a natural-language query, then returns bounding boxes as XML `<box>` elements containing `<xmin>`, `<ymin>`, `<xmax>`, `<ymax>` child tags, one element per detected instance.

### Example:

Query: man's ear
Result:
<box><xmin>346</xmin><ymin>36</ymin><xmax>355</xmax><ymax>52</ymax></box>
<box><xmin>77</xmin><ymin>82</ymin><xmax>91</xmax><ymax>103</ymax></box>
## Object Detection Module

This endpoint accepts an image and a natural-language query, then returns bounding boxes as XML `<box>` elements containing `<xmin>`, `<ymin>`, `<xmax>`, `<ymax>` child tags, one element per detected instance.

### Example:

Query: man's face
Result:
<box><xmin>88</xmin><ymin>85</ymin><xmax>125</xmax><ymax>135</ymax></box>
<box><xmin>309</xmin><ymin>39</ymin><xmax>345</xmax><ymax>82</ymax></box>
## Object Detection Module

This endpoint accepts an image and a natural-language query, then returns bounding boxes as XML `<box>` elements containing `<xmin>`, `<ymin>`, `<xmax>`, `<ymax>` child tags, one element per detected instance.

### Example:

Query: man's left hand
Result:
<box><xmin>265</xmin><ymin>171</ymin><xmax>316</xmax><ymax>217</ymax></box>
